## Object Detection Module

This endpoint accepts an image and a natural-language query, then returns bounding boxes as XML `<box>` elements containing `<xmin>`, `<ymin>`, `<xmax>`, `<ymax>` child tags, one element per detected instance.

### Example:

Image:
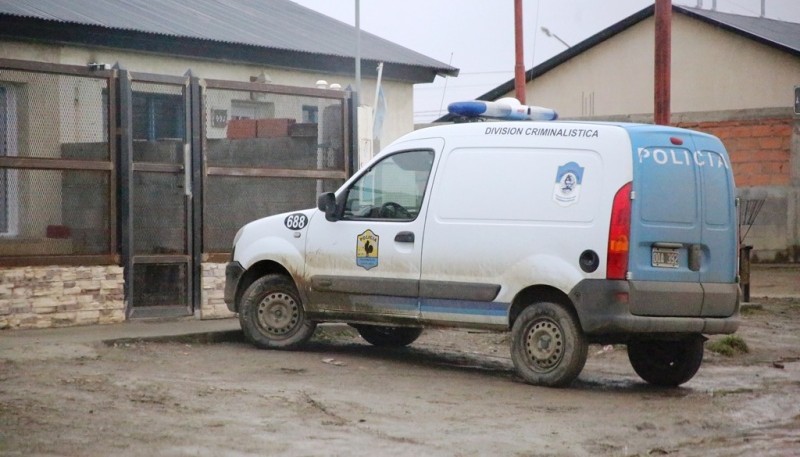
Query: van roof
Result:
<box><xmin>399</xmin><ymin>120</ymin><xmax>717</xmax><ymax>144</ymax></box>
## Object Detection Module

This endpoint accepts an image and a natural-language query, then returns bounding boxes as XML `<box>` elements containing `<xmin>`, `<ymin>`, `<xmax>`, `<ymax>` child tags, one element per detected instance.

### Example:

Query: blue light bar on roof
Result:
<box><xmin>448</xmin><ymin>97</ymin><xmax>558</xmax><ymax>121</ymax></box>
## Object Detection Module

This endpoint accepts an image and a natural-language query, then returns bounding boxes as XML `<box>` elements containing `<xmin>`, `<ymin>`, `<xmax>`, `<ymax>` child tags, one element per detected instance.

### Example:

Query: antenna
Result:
<box><xmin>437</xmin><ymin>52</ymin><xmax>454</xmax><ymax>119</ymax></box>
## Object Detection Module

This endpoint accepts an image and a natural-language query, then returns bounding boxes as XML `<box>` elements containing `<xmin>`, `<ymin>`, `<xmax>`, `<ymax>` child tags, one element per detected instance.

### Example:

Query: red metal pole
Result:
<box><xmin>514</xmin><ymin>0</ymin><xmax>526</xmax><ymax>104</ymax></box>
<box><xmin>654</xmin><ymin>0</ymin><xmax>672</xmax><ymax>125</ymax></box>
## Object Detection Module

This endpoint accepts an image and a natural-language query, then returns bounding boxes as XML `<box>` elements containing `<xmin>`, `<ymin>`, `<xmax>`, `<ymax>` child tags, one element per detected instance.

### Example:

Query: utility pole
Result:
<box><xmin>514</xmin><ymin>0</ymin><xmax>526</xmax><ymax>103</ymax></box>
<box><xmin>654</xmin><ymin>0</ymin><xmax>672</xmax><ymax>125</ymax></box>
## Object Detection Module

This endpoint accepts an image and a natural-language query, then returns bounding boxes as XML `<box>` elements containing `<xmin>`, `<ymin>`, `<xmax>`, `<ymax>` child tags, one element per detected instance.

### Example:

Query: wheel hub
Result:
<box><xmin>256</xmin><ymin>292</ymin><xmax>299</xmax><ymax>336</ymax></box>
<box><xmin>525</xmin><ymin>319</ymin><xmax>564</xmax><ymax>371</ymax></box>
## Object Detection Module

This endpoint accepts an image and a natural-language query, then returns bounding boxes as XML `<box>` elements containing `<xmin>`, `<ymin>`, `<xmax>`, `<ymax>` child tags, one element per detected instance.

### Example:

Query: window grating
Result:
<box><xmin>204</xmin><ymin>175</ymin><xmax>342</xmax><ymax>252</ymax></box>
<box><xmin>203</xmin><ymin>85</ymin><xmax>348</xmax><ymax>253</ymax></box>
<box><xmin>0</xmin><ymin>67</ymin><xmax>113</xmax><ymax>260</ymax></box>
<box><xmin>132</xmin><ymin>262</ymin><xmax>188</xmax><ymax>307</ymax></box>
<box><xmin>133</xmin><ymin>171</ymin><xmax>187</xmax><ymax>255</ymax></box>
<box><xmin>0</xmin><ymin>168</ymin><xmax>110</xmax><ymax>255</ymax></box>
<box><xmin>0</xmin><ymin>70</ymin><xmax>109</xmax><ymax>160</ymax></box>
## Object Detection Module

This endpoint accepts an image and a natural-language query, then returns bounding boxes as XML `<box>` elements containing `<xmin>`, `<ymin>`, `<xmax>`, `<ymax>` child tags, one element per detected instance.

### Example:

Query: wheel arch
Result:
<box><xmin>509</xmin><ymin>285</ymin><xmax>581</xmax><ymax>330</ymax></box>
<box><xmin>234</xmin><ymin>260</ymin><xmax>295</xmax><ymax>312</ymax></box>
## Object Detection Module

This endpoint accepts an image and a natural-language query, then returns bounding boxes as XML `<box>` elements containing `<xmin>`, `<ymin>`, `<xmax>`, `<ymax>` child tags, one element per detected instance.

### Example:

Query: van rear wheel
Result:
<box><xmin>511</xmin><ymin>302</ymin><xmax>588</xmax><ymax>387</ymax></box>
<box><xmin>239</xmin><ymin>275</ymin><xmax>316</xmax><ymax>349</ymax></box>
<box><xmin>353</xmin><ymin>325</ymin><xmax>423</xmax><ymax>347</ymax></box>
<box><xmin>627</xmin><ymin>335</ymin><xmax>704</xmax><ymax>386</ymax></box>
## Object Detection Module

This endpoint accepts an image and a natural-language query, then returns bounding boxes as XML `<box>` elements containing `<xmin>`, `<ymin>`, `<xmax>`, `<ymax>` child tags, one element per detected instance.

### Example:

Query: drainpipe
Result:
<box><xmin>654</xmin><ymin>0</ymin><xmax>671</xmax><ymax>125</ymax></box>
<box><xmin>514</xmin><ymin>0</ymin><xmax>526</xmax><ymax>104</ymax></box>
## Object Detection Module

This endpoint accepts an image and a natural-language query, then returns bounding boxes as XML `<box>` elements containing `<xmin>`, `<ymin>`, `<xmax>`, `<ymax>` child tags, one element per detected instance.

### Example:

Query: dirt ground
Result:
<box><xmin>1</xmin><ymin>266</ymin><xmax>799</xmax><ymax>457</ymax></box>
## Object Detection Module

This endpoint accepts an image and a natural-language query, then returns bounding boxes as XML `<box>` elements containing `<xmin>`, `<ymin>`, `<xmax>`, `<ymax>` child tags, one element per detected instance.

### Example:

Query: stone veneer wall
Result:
<box><xmin>201</xmin><ymin>263</ymin><xmax>235</xmax><ymax>319</ymax></box>
<box><xmin>0</xmin><ymin>266</ymin><xmax>125</xmax><ymax>329</ymax></box>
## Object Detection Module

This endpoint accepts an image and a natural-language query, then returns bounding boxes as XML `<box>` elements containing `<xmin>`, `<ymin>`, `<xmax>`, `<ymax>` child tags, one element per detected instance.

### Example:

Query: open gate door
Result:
<box><xmin>120</xmin><ymin>72</ymin><xmax>195</xmax><ymax>318</ymax></box>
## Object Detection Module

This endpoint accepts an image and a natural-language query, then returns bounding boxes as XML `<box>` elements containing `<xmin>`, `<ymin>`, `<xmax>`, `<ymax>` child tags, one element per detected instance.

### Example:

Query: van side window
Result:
<box><xmin>343</xmin><ymin>149</ymin><xmax>434</xmax><ymax>221</ymax></box>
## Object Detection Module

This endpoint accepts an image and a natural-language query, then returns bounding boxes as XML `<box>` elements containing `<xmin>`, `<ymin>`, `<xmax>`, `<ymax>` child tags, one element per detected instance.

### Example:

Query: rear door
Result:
<box><xmin>690</xmin><ymin>133</ymin><xmax>738</xmax><ymax>316</ymax></box>
<box><xmin>627</xmin><ymin>127</ymin><xmax>738</xmax><ymax>317</ymax></box>
<box><xmin>628</xmin><ymin>128</ymin><xmax>703</xmax><ymax>316</ymax></box>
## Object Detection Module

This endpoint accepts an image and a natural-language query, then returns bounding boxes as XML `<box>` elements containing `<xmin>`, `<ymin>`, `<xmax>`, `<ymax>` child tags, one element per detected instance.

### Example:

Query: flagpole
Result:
<box><xmin>372</xmin><ymin>62</ymin><xmax>384</xmax><ymax>127</ymax></box>
<box><xmin>355</xmin><ymin>0</ymin><xmax>361</xmax><ymax>106</ymax></box>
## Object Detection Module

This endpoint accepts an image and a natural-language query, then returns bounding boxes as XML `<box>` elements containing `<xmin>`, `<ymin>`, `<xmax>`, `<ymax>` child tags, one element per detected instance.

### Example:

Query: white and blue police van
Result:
<box><xmin>224</xmin><ymin>99</ymin><xmax>740</xmax><ymax>387</ymax></box>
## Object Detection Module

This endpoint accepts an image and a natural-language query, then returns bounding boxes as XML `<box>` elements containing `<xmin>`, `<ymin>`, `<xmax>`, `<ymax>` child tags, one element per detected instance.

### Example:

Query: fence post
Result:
<box><xmin>739</xmin><ymin>245</ymin><xmax>753</xmax><ymax>302</ymax></box>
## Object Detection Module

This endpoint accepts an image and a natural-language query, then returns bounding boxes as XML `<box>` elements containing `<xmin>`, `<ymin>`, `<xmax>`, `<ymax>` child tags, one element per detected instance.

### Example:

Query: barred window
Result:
<box><xmin>133</xmin><ymin>91</ymin><xmax>184</xmax><ymax>141</ymax></box>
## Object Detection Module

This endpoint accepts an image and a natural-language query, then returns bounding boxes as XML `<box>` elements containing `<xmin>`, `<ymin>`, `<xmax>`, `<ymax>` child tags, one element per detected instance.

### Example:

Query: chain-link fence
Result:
<box><xmin>0</xmin><ymin>63</ymin><xmax>115</xmax><ymax>262</ymax></box>
<box><xmin>203</xmin><ymin>81</ymin><xmax>350</xmax><ymax>253</ymax></box>
<box><xmin>0</xmin><ymin>61</ymin><xmax>354</xmax><ymax>311</ymax></box>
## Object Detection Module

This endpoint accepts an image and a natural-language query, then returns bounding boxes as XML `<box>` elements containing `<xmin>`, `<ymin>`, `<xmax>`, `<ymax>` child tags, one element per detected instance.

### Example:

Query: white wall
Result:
<box><xmin>0</xmin><ymin>40</ymin><xmax>415</xmax><ymax>146</ymax></box>
<box><xmin>518</xmin><ymin>14</ymin><xmax>800</xmax><ymax>118</ymax></box>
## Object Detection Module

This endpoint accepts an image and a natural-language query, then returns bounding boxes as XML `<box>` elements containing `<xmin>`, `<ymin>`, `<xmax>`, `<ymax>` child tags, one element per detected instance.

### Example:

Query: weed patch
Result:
<box><xmin>707</xmin><ymin>335</ymin><xmax>749</xmax><ymax>356</ymax></box>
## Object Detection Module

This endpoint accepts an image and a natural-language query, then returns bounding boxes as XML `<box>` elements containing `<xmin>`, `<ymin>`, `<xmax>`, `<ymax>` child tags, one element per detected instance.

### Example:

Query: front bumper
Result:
<box><xmin>224</xmin><ymin>261</ymin><xmax>245</xmax><ymax>313</ymax></box>
<box><xmin>569</xmin><ymin>279</ymin><xmax>740</xmax><ymax>336</ymax></box>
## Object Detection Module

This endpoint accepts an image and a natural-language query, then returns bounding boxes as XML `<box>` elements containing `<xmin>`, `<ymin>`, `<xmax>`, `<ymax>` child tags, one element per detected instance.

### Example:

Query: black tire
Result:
<box><xmin>510</xmin><ymin>302</ymin><xmax>588</xmax><ymax>387</ymax></box>
<box><xmin>627</xmin><ymin>335</ymin><xmax>705</xmax><ymax>386</ymax></box>
<box><xmin>353</xmin><ymin>325</ymin><xmax>423</xmax><ymax>347</ymax></box>
<box><xmin>238</xmin><ymin>275</ymin><xmax>316</xmax><ymax>349</ymax></box>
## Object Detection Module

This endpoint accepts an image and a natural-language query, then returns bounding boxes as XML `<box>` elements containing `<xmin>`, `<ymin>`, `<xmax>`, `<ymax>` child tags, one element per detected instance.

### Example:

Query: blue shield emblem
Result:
<box><xmin>553</xmin><ymin>162</ymin><xmax>585</xmax><ymax>206</ymax></box>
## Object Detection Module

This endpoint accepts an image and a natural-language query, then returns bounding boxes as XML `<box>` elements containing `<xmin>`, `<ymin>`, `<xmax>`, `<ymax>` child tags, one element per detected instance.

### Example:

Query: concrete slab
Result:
<box><xmin>0</xmin><ymin>317</ymin><xmax>240</xmax><ymax>361</ymax></box>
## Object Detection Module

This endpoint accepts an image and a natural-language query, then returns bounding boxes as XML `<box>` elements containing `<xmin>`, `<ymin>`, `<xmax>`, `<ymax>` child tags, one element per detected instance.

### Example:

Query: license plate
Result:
<box><xmin>651</xmin><ymin>247</ymin><xmax>679</xmax><ymax>268</ymax></box>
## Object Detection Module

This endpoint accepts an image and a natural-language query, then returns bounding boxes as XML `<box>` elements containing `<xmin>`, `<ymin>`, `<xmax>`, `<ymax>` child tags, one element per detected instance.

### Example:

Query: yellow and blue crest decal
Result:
<box><xmin>356</xmin><ymin>229</ymin><xmax>379</xmax><ymax>270</ymax></box>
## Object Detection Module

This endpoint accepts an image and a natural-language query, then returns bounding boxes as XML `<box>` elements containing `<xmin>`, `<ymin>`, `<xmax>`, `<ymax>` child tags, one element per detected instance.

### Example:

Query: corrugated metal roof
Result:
<box><xmin>679</xmin><ymin>6</ymin><xmax>800</xmax><ymax>55</ymax></box>
<box><xmin>0</xmin><ymin>0</ymin><xmax>458</xmax><ymax>77</ymax></box>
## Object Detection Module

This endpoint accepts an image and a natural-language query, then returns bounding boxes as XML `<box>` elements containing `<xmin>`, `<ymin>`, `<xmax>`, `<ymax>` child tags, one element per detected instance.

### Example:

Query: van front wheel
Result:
<box><xmin>511</xmin><ymin>302</ymin><xmax>588</xmax><ymax>387</ymax></box>
<box><xmin>239</xmin><ymin>275</ymin><xmax>316</xmax><ymax>350</ymax></box>
<box><xmin>627</xmin><ymin>335</ymin><xmax>704</xmax><ymax>386</ymax></box>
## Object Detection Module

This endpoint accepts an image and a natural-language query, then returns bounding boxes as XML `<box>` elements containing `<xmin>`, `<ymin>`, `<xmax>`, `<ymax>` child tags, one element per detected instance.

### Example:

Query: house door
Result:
<box><xmin>121</xmin><ymin>73</ymin><xmax>196</xmax><ymax>318</ymax></box>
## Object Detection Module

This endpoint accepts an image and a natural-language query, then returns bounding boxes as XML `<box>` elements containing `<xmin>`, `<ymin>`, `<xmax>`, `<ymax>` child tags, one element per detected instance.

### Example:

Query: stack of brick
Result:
<box><xmin>226</xmin><ymin>118</ymin><xmax>298</xmax><ymax>139</ymax></box>
<box><xmin>0</xmin><ymin>266</ymin><xmax>125</xmax><ymax>329</ymax></box>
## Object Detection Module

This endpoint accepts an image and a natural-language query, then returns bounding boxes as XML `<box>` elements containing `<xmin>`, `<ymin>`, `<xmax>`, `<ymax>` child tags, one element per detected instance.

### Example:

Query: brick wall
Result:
<box><xmin>676</xmin><ymin>117</ymin><xmax>793</xmax><ymax>187</ymax></box>
<box><xmin>0</xmin><ymin>265</ymin><xmax>125</xmax><ymax>329</ymax></box>
<box><xmin>676</xmin><ymin>114</ymin><xmax>798</xmax><ymax>261</ymax></box>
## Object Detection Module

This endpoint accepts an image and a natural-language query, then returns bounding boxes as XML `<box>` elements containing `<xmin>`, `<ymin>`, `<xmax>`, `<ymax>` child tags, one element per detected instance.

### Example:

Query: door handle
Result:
<box><xmin>688</xmin><ymin>244</ymin><xmax>702</xmax><ymax>271</ymax></box>
<box><xmin>395</xmin><ymin>231</ymin><xmax>415</xmax><ymax>243</ymax></box>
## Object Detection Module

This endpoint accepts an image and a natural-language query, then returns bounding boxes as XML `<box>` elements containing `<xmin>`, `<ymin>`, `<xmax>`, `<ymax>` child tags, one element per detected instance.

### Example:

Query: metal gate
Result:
<box><xmin>1</xmin><ymin>58</ymin><xmax>353</xmax><ymax>319</ymax></box>
<box><xmin>201</xmin><ymin>79</ymin><xmax>351</xmax><ymax>259</ymax></box>
<box><xmin>120</xmin><ymin>72</ymin><xmax>195</xmax><ymax>318</ymax></box>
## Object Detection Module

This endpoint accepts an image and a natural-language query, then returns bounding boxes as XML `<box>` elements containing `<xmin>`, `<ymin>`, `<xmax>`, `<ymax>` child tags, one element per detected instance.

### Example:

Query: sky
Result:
<box><xmin>290</xmin><ymin>0</ymin><xmax>800</xmax><ymax>123</ymax></box>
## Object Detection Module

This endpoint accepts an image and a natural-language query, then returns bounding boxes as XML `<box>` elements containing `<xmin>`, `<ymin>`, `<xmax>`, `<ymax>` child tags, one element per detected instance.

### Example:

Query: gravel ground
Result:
<box><xmin>0</xmin><ymin>265</ymin><xmax>798</xmax><ymax>456</ymax></box>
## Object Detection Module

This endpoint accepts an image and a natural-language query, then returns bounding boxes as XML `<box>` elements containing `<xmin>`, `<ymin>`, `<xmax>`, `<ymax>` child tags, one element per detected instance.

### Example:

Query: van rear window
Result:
<box><xmin>700</xmin><ymin>151</ymin><xmax>732</xmax><ymax>226</ymax></box>
<box><xmin>639</xmin><ymin>147</ymin><xmax>697</xmax><ymax>225</ymax></box>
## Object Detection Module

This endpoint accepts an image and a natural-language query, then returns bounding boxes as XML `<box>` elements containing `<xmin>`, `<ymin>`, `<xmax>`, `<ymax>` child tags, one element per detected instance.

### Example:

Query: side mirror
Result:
<box><xmin>317</xmin><ymin>192</ymin><xmax>338</xmax><ymax>221</ymax></box>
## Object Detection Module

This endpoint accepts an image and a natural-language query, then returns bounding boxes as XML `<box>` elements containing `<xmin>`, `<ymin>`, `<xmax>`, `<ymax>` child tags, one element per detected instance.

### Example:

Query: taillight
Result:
<box><xmin>607</xmin><ymin>182</ymin><xmax>632</xmax><ymax>280</ymax></box>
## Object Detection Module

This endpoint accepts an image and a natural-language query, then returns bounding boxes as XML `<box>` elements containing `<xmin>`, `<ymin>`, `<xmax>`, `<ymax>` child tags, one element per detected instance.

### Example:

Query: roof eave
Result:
<box><xmin>676</xmin><ymin>7</ymin><xmax>800</xmax><ymax>58</ymax></box>
<box><xmin>0</xmin><ymin>15</ymin><xmax>452</xmax><ymax>83</ymax></box>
